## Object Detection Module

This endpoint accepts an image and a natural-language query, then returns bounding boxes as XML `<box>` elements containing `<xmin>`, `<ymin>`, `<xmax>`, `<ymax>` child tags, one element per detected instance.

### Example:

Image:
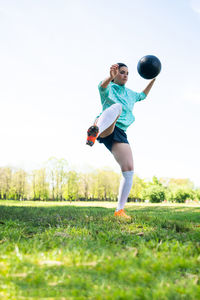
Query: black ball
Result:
<box><xmin>137</xmin><ymin>55</ymin><xmax>161</xmax><ymax>79</ymax></box>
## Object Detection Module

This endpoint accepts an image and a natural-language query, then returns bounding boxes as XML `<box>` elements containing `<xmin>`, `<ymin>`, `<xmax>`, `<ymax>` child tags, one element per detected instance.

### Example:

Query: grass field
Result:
<box><xmin>0</xmin><ymin>200</ymin><xmax>200</xmax><ymax>299</ymax></box>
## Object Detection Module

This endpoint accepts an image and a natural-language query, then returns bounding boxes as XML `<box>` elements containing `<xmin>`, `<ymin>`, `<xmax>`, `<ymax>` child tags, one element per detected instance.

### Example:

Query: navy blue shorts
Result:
<box><xmin>97</xmin><ymin>126</ymin><xmax>129</xmax><ymax>152</ymax></box>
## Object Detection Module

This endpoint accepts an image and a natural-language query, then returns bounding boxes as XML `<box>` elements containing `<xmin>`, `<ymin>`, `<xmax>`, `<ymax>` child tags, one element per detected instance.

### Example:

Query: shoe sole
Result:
<box><xmin>86</xmin><ymin>126</ymin><xmax>99</xmax><ymax>146</ymax></box>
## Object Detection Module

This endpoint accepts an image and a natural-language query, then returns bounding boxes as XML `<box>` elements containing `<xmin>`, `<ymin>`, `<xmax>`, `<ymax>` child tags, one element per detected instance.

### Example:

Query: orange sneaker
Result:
<box><xmin>86</xmin><ymin>125</ymin><xmax>99</xmax><ymax>146</ymax></box>
<box><xmin>114</xmin><ymin>209</ymin><xmax>131</xmax><ymax>219</ymax></box>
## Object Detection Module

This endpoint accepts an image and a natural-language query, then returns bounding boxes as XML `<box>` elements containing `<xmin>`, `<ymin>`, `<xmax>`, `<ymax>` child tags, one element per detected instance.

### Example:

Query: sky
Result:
<box><xmin>0</xmin><ymin>0</ymin><xmax>200</xmax><ymax>186</ymax></box>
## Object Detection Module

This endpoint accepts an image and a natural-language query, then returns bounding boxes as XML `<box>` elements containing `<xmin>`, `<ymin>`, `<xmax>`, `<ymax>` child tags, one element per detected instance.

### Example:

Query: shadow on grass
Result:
<box><xmin>0</xmin><ymin>204</ymin><xmax>111</xmax><ymax>226</ymax></box>
<box><xmin>0</xmin><ymin>203</ymin><xmax>199</xmax><ymax>243</ymax></box>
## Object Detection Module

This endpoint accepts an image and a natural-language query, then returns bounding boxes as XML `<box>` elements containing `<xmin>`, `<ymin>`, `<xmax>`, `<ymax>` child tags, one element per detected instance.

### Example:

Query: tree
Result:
<box><xmin>31</xmin><ymin>168</ymin><xmax>49</xmax><ymax>201</ymax></box>
<box><xmin>11</xmin><ymin>169</ymin><xmax>28</xmax><ymax>200</ymax></box>
<box><xmin>64</xmin><ymin>170</ymin><xmax>79</xmax><ymax>201</ymax></box>
<box><xmin>168</xmin><ymin>178</ymin><xmax>194</xmax><ymax>189</ymax></box>
<box><xmin>194</xmin><ymin>189</ymin><xmax>200</xmax><ymax>201</ymax></box>
<box><xmin>45</xmin><ymin>157</ymin><xmax>68</xmax><ymax>200</ymax></box>
<box><xmin>93</xmin><ymin>169</ymin><xmax>120</xmax><ymax>201</ymax></box>
<box><xmin>79</xmin><ymin>172</ymin><xmax>92</xmax><ymax>200</ymax></box>
<box><xmin>141</xmin><ymin>185</ymin><xmax>166</xmax><ymax>203</ymax></box>
<box><xmin>173</xmin><ymin>188</ymin><xmax>194</xmax><ymax>203</ymax></box>
<box><xmin>130</xmin><ymin>175</ymin><xmax>147</xmax><ymax>201</ymax></box>
<box><xmin>0</xmin><ymin>167</ymin><xmax>12</xmax><ymax>200</ymax></box>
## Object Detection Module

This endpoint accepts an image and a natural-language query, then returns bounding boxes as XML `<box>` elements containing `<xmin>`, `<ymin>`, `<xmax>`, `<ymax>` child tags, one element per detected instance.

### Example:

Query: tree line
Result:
<box><xmin>0</xmin><ymin>158</ymin><xmax>199</xmax><ymax>203</ymax></box>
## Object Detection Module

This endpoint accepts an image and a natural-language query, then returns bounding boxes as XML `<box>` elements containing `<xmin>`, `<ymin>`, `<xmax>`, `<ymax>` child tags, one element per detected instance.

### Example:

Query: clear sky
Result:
<box><xmin>0</xmin><ymin>0</ymin><xmax>200</xmax><ymax>186</ymax></box>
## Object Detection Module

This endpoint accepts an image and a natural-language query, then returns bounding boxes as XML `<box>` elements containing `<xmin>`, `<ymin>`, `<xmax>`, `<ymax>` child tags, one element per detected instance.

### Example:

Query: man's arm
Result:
<box><xmin>101</xmin><ymin>64</ymin><xmax>119</xmax><ymax>88</ymax></box>
<box><xmin>143</xmin><ymin>78</ymin><xmax>156</xmax><ymax>96</ymax></box>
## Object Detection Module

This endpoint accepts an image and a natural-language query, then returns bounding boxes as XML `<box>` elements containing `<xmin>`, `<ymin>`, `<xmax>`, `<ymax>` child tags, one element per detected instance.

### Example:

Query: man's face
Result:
<box><xmin>114</xmin><ymin>67</ymin><xmax>129</xmax><ymax>85</ymax></box>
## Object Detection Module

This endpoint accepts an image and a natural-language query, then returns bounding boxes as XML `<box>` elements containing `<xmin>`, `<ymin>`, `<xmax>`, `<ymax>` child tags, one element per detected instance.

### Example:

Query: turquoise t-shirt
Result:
<box><xmin>97</xmin><ymin>81</ymin><xmax>147</xmax><ymax>131</ymax></box>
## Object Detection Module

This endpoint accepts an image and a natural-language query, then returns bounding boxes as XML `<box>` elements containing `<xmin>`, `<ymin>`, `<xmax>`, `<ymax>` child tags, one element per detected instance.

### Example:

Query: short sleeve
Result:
<box><xmin>136</xmin><ymin>92</ymin><xmax>147</xmax><ymax>102</ymax></box>
<box><xmin>98</xmin><ymin>81</ymin><xmax>111</xmax><ymax>98</ymax></box>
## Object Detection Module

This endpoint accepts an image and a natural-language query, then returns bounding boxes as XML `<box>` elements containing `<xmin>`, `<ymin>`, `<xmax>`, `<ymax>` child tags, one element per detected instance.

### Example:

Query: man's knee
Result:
<box><xmin>112</xmin><ymin>103</ymin><xmax>122</xmax><ymax>115</ymax></box>
<box><xmin>121</xmin><ymin>165</ymin><xmax>134</xmax><ymax>172</ymax></box>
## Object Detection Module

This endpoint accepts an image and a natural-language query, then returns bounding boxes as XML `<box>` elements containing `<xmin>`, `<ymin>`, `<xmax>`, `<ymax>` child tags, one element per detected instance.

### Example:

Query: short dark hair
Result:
<box><xmin>117</xmin><ymin>63</ymin><xmax>128</xmax><ymax>69</ymax></box>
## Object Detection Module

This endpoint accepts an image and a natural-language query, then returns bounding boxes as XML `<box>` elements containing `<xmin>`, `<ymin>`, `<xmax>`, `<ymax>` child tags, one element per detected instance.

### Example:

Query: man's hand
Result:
<box><xmin>110</xmin><ymin>64</ymin><xmax>119</xmax><ymax>80</ymax></box>
<box><xmin>101</xmin><ymin>64</ymin><xmax>119</xmax><ymax>89</ymax></box>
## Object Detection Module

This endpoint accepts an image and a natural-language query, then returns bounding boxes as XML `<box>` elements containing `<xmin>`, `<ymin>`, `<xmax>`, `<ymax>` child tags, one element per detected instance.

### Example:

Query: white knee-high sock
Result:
<box><xmin>96</xmin><ymin>103</ymin><xmax>122</xmax><ymax>136</ymax></box>
<box><xmin>116</xmin><ymin>171</ymin><xmax>134</xmax><ymax>211</ymax></box>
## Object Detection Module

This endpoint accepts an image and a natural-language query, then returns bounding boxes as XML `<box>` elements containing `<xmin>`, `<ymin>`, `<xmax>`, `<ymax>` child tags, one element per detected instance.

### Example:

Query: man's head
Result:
<box><xmin>113</xmin><ymin>63</ymin><xmax>129</xmax><ymax>86</ymax></box>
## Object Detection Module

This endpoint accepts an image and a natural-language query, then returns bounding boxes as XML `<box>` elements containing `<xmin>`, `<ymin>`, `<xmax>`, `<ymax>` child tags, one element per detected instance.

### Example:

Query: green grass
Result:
<box><xmin>0</xmin><ymin>200</ymin><xmax>200</xmax><ymax>300</ymax></box>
